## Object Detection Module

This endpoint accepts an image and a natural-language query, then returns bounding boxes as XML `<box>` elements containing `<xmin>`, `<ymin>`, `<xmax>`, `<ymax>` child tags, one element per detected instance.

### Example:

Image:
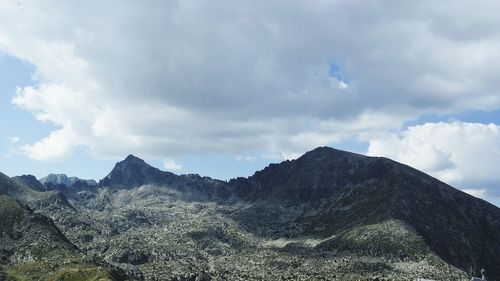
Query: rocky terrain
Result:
<box><xmin>40</xmin><ymin>174</ymin><xmax>97</xmax><ymax>189</ymax></box>
<box><xmin>0</xmin><ymin>173</ymin><xmax>131</xmax><ymax>280</ymax></box>
<box><xmin>1</xmin><ymin>147</ymin><xmax>499</xmax><ymax>280</ymax></box>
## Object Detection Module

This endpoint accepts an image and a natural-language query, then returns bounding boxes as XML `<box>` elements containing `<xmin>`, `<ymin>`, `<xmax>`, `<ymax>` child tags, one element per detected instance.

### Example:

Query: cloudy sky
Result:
<box><xmin>1</xmin><ymin>0</ymin><xmax>500</xmax><ymax>206</ymax></box>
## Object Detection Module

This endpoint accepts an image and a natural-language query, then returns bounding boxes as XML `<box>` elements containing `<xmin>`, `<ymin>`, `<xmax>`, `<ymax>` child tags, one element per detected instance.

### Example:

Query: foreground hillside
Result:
<box><xmin>0</xmin><ymin>173</ymin><xmax>133</xmax><ymax>280</ymax></box>
<box><xmin>1</xmin><ymin>147</ymin><xmax>499</xmax><ymax>280</ymax></box>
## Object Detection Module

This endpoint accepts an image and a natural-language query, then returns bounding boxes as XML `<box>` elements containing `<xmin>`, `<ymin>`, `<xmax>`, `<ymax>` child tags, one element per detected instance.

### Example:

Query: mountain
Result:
<box><xmin>12</xmin><ymin>174</ymin><xmax>48</xmax><ymax>192</ymax></box>
<box><xmin>230</xmin><ymin>147</ymin><xmax>500</xmax><ymax>278</ymax></box>
<box><xmin>41</xmin><ymin>173</ymin><xmax>97</xmax><ymax>189</ymax></box>
<box><xmin>0</xmin><ymin>172</ymin><xmax>75</xmax><ymax>212</ymax></box>
<box><xmin>99</xmin><ymin>154</ymin><xmax>229</xmax><ymax>200</ymax></box>
<box><xmin>2</xmin><ymin>147</ymin><xmax>499</xmax><ymax>280</ymax></box>
<box><xmin>99</xmin><ymin>155</ymin><xmax>177</xmax><ymax>188</ymax></box>
<box><xmin>0</xmin><ymin>175</ymin><xmax>131</xmax><ymax>280</ymax></box>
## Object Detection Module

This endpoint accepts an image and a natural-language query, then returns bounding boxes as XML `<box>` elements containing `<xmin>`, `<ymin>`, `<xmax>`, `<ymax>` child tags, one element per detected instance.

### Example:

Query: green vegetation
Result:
<box><xmin>2</xmin><ymin>261</ymin><xmax>123</xmax><ymax>281</ymax></box>
<box><xmin>324</xmin><ymin>219</ymin><xmax>430</xmax><ymax>259</ymax></box>
<box><xmin>0</xmin><ymin>195</ymin><xmax>25</xmax><ymax>231</ymax></box>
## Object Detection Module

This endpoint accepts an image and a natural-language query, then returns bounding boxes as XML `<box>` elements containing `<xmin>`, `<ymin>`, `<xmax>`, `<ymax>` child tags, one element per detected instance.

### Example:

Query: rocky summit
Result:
<box><xmin>0</xmin><ymin>147</ymin><xmax>499</xmax><ymax>280</ymax></box>
<box><xmin>41</xmin><ymin>173</ymin><xmax>98</xmax><ymax>190</ymax></box>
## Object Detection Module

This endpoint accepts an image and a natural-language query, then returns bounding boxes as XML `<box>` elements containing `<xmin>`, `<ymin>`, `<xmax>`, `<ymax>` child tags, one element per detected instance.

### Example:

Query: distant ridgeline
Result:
<box><xmin>40</xmin><ymin>173</ymin><xmax>97</xmax><ymax>189</ymax></box>
<box><xmin>0</xmin><ymin>147</ymin><xmax>499</xmax><ymax>280</ymax></box>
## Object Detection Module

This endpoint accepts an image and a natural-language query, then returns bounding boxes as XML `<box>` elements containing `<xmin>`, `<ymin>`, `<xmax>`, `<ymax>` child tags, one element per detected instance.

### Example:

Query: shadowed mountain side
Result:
<box><xmin>12</xmin><ymin>175</ymin><xmax>48</xmax><ymax>192</ymax></box>
<box><xmin>225</xmin><ymin>147</ymin><xmax>500</xmax><ymax>278</ymax></box>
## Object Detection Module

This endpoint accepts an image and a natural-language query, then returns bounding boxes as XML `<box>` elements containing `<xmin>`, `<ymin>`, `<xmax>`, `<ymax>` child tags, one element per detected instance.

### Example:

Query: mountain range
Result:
<box><xmin>41</xmin><ymin>174</ymin><xmax>97</xmax><ymax>189</ymax></box>
<box><xmin>0</xmin><ymin>147</ymin><xmax>498</xmax><ymax>280</ymax></box>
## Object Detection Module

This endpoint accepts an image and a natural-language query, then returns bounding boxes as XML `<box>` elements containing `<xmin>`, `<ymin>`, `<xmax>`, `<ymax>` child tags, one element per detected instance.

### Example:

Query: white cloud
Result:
<box><xmin>162</xmin><ymin>159</ymin><xmax>182</xmax><ymax>172</ymax></box>
<box><xmin>1</xmin><ymin>1</ymin><xmax>500</xmax><ymax>162</ymax></box>
<box><xmin>12</xmin><ymin>84</ymin><xmax>90</xmax><ymax>160</ymax></box>
<box><xmin>367</xmin><ymin>121</ymin><xmax>500</xmax><ymax>201</ymax></box>
<box><xmin>20</xmin><ymin>129</ymin><xmax>78</xmax><ymax>161</ymax></box>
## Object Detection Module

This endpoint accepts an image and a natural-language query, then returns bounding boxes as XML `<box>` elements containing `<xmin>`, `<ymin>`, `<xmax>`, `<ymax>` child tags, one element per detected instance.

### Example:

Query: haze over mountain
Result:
<box><xmin>2</xmin><ymin>147</ymin><xmax>497</xmax><ymax>280</ymax></box>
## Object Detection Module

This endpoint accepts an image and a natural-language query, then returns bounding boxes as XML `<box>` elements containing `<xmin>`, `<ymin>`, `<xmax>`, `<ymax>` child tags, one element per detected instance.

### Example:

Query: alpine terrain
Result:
<box><xmin>0</xmin><ymin>147</ymin><xmax>498</xmax><ymax>280</ymax></box>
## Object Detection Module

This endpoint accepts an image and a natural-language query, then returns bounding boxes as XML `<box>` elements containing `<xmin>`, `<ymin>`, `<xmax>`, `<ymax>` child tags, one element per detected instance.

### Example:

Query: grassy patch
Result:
<box><xmin>0</xmin><ymin>195</ymin><xmax>25</xmax><ymax>233</ymax></box>
<box><xmin>3</xmin><ymin>262</ymin><xmax>123</xmax><ymax>281</ymax></box>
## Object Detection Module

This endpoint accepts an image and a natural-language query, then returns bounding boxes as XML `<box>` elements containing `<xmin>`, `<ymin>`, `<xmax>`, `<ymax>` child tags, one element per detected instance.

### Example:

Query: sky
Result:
<box><xmin>0</xmin><ymin>1</ymin><xmax>500</xmax><ymax>206</ymax></box>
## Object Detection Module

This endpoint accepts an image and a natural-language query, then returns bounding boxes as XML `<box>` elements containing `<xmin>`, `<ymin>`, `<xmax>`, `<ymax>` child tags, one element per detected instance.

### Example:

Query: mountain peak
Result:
<box><xmin>124</xmin><ymin>154</ymin><xmax>145</xmax><ymax>163</ymax></box>
<box><xmin>40</xmin><ymin>174</ymin><xmax>97</xmax><ymax>189</ymax></box>
<box><xmin>12</xmin><ymin>174</ymin><xmax>48</xmax><ymax>192</ymax></box>
<box><xmin>99</xmin><ymin>154</ymin><xmax>175</xmax><ymax>188</ymax></box>
<box><xmin>305</xmin><ymin>146</ymin><xmax>338</xmax><ymax>154</ymax></box>
<box><xmin>40</xmin><ymin>174</ymin><xmax>71</xmax><ymax>186</ymax></box>
<box><xmin>16</xmin><ymin>174</ymin><xmax>38</xmax><ymax>181</ymax></box>
<box><xmin>113</xmin><ymin>154</ymin><xmax>153</xmax><ymax>171</ymax></box>
<box><xmin>301</xmin><ymin>146</ymin><xmax>366</xmax><ymax>160</ymax></box>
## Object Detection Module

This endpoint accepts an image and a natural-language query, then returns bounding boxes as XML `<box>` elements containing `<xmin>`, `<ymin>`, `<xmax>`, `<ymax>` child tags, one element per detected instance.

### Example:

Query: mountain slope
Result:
<box><xmin>229</xmin><ymin>147</ymin><xmax>500</xmax><ymax>278</ymax></box>
<box><xmin>0</xmin><ymin>176</ymin><xmax>132</xmax><ymax>280</ymax></box>
<box><xmin>12</xmin><ymin>174</ymin><xmax>48</xmax><ymax>192</ymax></box>
<box><xmin>0</xmin><ymin>194</ymin><xmax>77</xmax><ymax>263</ymax></box>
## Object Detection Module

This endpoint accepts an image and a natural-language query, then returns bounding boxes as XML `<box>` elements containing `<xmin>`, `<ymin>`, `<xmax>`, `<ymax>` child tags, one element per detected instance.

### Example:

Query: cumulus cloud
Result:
<box><xmin>367</xmin><ymin>121</ymin><xmax>500</xmax><ymax>202</ymax></box>
<box><xmin>1</xmin><ymin>0</ymin><xmax>500</xmax><ymax>162</ymax></box>
<box><xmin>12</xmin><ymin>84</ymin><xmax>90</xmax><ymax>160</ymax></box>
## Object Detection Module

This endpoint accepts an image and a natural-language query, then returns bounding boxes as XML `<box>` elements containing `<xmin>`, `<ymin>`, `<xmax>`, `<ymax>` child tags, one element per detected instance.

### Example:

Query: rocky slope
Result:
<box><xmin>0</xmin><ymin>172</ymin><xmax>75</xmax><ymax>211</ymax></box>
<box><xmin>230</xmin><ymin>147</ymin><xmax>500</xmax><ymax>278</ymax></box>
<box><xmin>2</xmin><ymin>147</ymin><xmax>499</xmax><ymax>280</ymax></box>
<box><xmin>0</xmin><ymin>174</ymin><xmax>131</xmax><ymax>280</ymax></box>
<box><xmin>49</xmin><ymin>185</ymin><xmax>465</xmax><ymax>280</ymax></box>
